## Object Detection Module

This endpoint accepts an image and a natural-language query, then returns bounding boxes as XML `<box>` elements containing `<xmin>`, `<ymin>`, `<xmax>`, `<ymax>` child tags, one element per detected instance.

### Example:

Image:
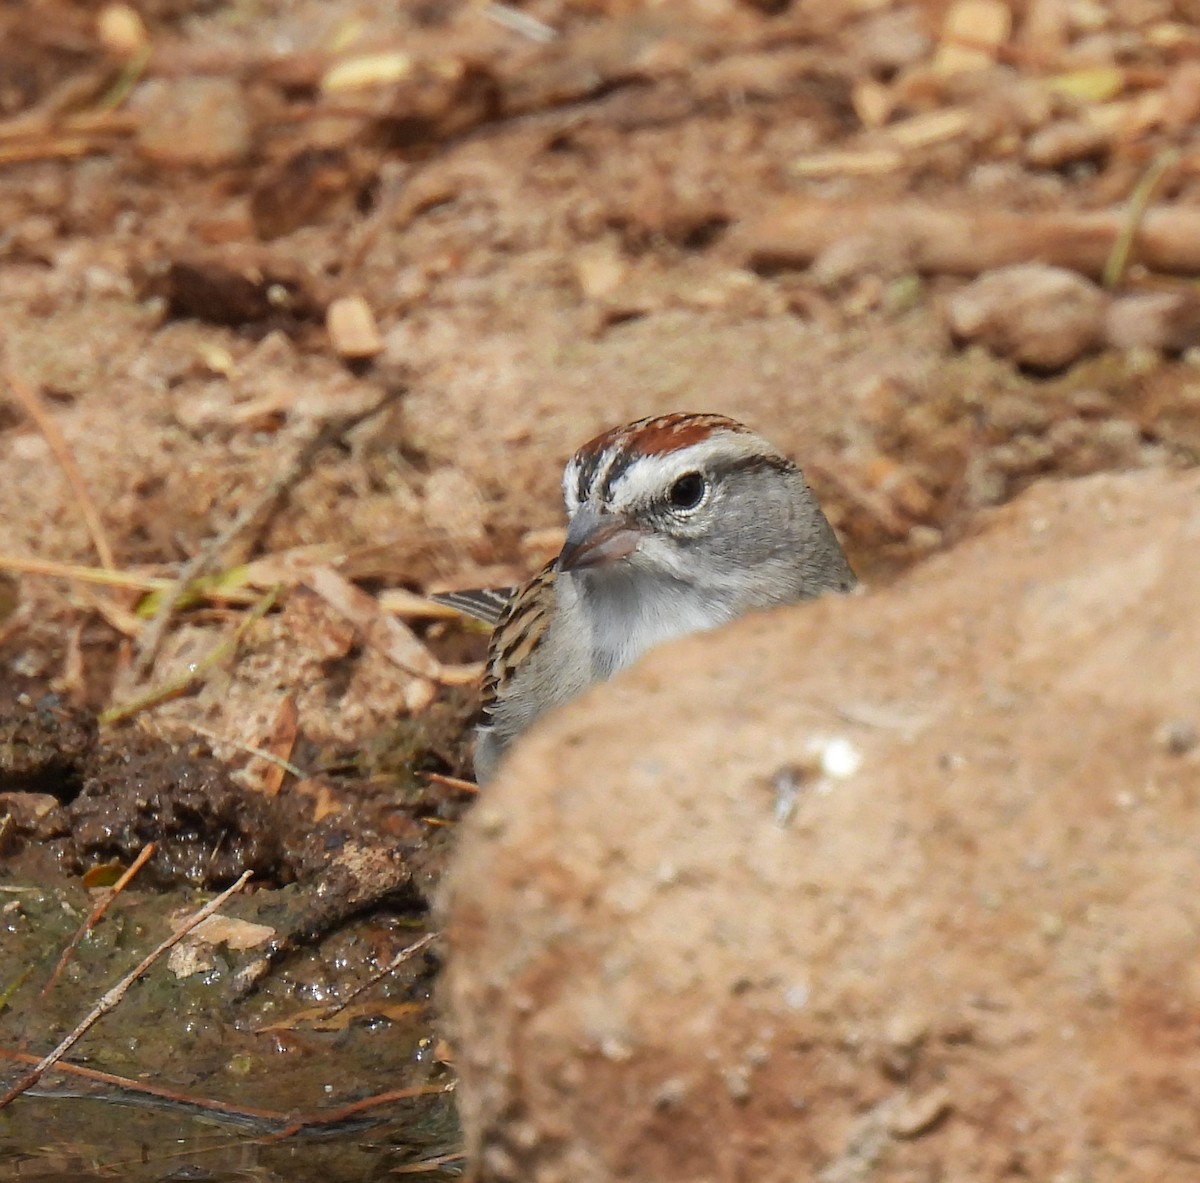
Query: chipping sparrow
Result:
<box><xmin>435</xmin><ymin>413</ymin><xmax>856</xmax><ymax>783</ymax></box>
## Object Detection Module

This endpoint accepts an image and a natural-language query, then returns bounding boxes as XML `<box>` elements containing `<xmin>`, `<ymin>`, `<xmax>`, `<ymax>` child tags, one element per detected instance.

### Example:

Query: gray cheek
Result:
<box><xmin>706</xmin><ymin>503</ymin><xmax>784</xmax><ymax>565</ymax></box>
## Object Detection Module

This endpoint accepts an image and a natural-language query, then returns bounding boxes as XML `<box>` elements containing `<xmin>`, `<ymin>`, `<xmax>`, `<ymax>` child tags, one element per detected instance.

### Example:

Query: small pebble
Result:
<box><xmin>133</xmin><ymin>77</ymin><xmax>252</xmax><ymax>168</ymax></box>
<box><xmin>946</xmin><ymin>264</ymin><xmax>1106</xmax><ymax>370</ymax></box>
<box><xmin>888</xmin><ymin>1086</ymin><xmax>953</xmax><ymax>1138</ymax></box>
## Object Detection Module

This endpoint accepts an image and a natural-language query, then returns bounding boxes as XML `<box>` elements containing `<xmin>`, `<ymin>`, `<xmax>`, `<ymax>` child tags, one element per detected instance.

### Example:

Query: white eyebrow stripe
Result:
<box><xmin>562</xmin><ymin>458</ymin><xmax>581</xmax><ymax>511</ymax></box>
<box><xmin>605</xmin><ymin>433</ymin><xmax>781</xmax><ymax>507</ymax></box>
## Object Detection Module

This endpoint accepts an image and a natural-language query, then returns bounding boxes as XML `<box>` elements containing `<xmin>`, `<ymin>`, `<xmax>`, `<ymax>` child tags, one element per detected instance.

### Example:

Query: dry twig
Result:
<box><xmin>2</xmin><ymin>363</ymin><xmax>115</xmax><ymax>570</ymax></box>
<box><xmin>737</xmin><ymin>198</ymin><xmax>1200</xmax><ymax>279</ymax></box>
<box><xmin>0</xmin><ymin>1047</ymin><xmax>450</xmax><ymax>1138</ymax></box>
<box><xmin>40</xmin><ymin>843</ymin><xmax>157</xmax><ymax>1000</ymax></box>
<box><xmin>422</xmin><ymin>771</ymin><xmax>479</xmax><ymax>794</ymax></box>
<box><xmin>320</xmin><ymin>932</ymin><xmax>438</xmax><ymax>1021</ymax></box>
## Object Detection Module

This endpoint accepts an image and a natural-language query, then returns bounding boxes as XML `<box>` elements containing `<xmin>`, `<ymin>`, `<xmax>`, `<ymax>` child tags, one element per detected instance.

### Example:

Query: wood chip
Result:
<box><xmin>790</xmin><ymin>148</ymin><xmax>903</xmax><ymax>178</ymax></box>
<box><xmin>327</xmin><ymin>294</ymin><xmax>384</xmax><ymax>359</ymax></box>
<box><xmin>852</xmin><ymin>79</ymin><xmax>894</xmax><ymax>131</ymax></box>
<box><xmin>935</xmin><ymin>0</ymin><xmax>1012</xmax><ymax>74</ymax></box>
<box><xmin>321</xmin><ymin>51</ymin><xmax>413</xmax><ymax>93</ymax></box>
<box><xmin>886</xmin><ymin>109</ymin><xmax>974</xmax><ymax>150</ymax></box>
<box><xmin>96</xmin><ymin>3</ymin><xmax>149</xmax><ymax>57</ymax></box>
<box><xmin>302</xmin><ymin>567</ymin><xmax>481</xmax><ymax>713</ymax></box>
<box><xmin>1048</xmin><ymin>66</ymin><xmax>1126</xmax><ymax>104</ymax></box>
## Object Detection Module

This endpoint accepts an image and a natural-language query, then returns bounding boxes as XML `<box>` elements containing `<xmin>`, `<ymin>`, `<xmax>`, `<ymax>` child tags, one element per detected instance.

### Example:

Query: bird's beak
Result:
<box><xmin>557</xmin><ymin>505</ymin><xmax>643</xmax><ymax>572</ymax></box>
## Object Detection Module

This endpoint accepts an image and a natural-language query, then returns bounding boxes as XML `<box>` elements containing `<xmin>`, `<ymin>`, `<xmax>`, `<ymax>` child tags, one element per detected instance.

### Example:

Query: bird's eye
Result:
<box><xmin>668</xmin><ymin>472</ymin><xmax>706</xmax><ymax>511</ymax></box>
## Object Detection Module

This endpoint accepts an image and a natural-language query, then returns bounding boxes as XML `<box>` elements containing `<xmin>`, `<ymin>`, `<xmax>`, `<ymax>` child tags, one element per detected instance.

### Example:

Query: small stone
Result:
<box><xmin>574</xmin><ymin>245</ymin><xmax>626</xmax><ymax>302</ymax></box>
<box><xmin>133</xmin><ymin>77</ymin><xmax>252</xmax><ymax>168</ymax></box>
<box><xmin>1025</xmin><ymin>120</ymin><xmax>1110</xmax><ymax>169</ymax></box>
<box><xmin>1105</xmin><ymin>291</ymin><xmax>1200</xmax><ymax>354</ymax></box>
<box><xmin>888</xmin><ymin>1086</ymin><xmax>953</xmax><ymax>1138</ymax></box>
<box><xmin>946</xmin><ymin>264</ymin><xmax>1106</xmax><ymax>370</ymax></box>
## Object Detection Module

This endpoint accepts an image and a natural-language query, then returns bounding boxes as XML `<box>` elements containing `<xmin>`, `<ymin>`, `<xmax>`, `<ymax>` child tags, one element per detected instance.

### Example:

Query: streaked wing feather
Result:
<box><xmin>429</xmin><ymin>587</ymin><xmax>516</xmax><ymax>627</ymax></box>
<box><xmin>480</xmin><ymin>560</ymin><xmax>557</xmax><ymax>723</ymax></box>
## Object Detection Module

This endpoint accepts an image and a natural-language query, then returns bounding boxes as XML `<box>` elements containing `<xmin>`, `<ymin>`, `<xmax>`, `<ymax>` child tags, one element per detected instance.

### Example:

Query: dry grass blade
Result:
<box><xmin>0</xmin><ymin>139</ymin><xmax>100</xmax><ymax>164</ymax></box>
<box><xmin>1103</xmin><ymin>147</ymin><xmax>1181</xmax><ymax>287</ymax></box>
<box><xmin>0</xmin><ymin>870</ymin><xmax>253</xmax><ymax>1110</ymax></box>
<box><xmin>304</xmin><ymin>568</ymin><xmax>482</xmax><ymax>698</ymax></box>
<box><xmin>0</xmin><ymin>554</ymin><xmax>168</xmax><ymax>590</ymax></box>
<box><xmin>100</xmin><ymin>586</ymin><xmax>280</xmax><ymax>726</ymax></box>
<box><xmin>2</xmin><ymin>363</ymin><xmax>115</xmax><ymax>570</ymax></box>
<box><xmin>183</xmin><ymin>717</ymin><xmax>308</xmax><ymax>783</ymax></box>
<box><xmin>0</xmin><ymin>555</ymin><xmax>265</xmax><ymax>616</ymax></box>
<box><xmin>392</xmin><ymin>1152</ymin><xmax>468</xmax><ymax>1175</ymax></box>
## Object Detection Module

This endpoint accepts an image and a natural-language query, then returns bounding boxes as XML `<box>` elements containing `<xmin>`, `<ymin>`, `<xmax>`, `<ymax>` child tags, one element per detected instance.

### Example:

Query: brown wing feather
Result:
<box><xmin>480</xmin><ymin>559</ymin><xmax>557</xmax><ymax>722</ymax></box>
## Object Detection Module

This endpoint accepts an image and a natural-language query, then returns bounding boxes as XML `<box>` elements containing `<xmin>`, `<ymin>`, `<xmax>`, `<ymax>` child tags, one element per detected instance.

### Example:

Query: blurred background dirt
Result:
<box><xmin>0</xmin><ymin>0</ymin><xmax>1198</xmax><ymax>1178</ymax></box>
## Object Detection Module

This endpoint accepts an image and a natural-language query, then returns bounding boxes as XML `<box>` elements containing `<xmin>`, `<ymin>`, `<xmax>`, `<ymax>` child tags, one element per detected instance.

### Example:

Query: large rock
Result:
<box><xmin>440</xmin><ymin>469</ymin><xmax>1200</xmax><ymax>1183</ymax></box>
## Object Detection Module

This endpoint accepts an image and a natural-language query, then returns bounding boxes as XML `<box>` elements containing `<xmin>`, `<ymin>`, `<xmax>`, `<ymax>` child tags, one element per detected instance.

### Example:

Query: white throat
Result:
<box><xmin>571</xmin><ymin>567</ymin><xmax>730</xmax><ymax>681</ymax></box>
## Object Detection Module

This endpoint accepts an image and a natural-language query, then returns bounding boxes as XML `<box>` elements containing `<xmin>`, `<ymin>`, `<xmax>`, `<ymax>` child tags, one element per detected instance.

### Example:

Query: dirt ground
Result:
<box><xmin>1</xmin><ymin>0</ymin><xmax>1198</xmax><ymax>1178</ymax></box>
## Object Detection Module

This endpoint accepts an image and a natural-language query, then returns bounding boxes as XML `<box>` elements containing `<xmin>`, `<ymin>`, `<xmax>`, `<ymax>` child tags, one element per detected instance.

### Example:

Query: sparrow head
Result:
<box><xmin>557</xmin><ymin>413</ymin><xmax>856</xmax><ymax>606</ymax></box>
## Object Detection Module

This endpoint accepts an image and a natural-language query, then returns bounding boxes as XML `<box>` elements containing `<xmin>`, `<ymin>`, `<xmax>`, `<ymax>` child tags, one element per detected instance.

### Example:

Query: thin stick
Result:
<box><xmin>184</xmin><ymin>721</ymin><xmax>308</xmax><ymax>780</ymax></box>
<box><xmin>421</xmin><ymin>771</ymin><xmax>479</xmax><ymax>794</ymax></box>
<box><xmin>3</xmin><ymin>364</ymin><xmax>115</xmax><ymax>570</ymax></box>
<box><xmin>0</xmin><ymin>1045</ymin><xmax>449</xmax><ymax>1138</ymax></box>
<box><xmin>265</xmin><ymin>1081</ymin><xmax>452</xmax><ymax>1141</ymax></box>
<box><xmin>132</xmin><ymin>386</ymin><xmax>404</xmax><ymax>678</ymax></box>
<box><xmin>320</xmin><ymin>932</ymin><xmax>437</xmax><ymax>1020</ymax></box>
<box><xmin>40</xmin><ymin>843</ymin><xmax>157</xmax><ymax>999</ymax></box>
<box><xmin>0</xmin><ymin>870</ymin><xmax>252</xmax><ymax>1110</ymax></box>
